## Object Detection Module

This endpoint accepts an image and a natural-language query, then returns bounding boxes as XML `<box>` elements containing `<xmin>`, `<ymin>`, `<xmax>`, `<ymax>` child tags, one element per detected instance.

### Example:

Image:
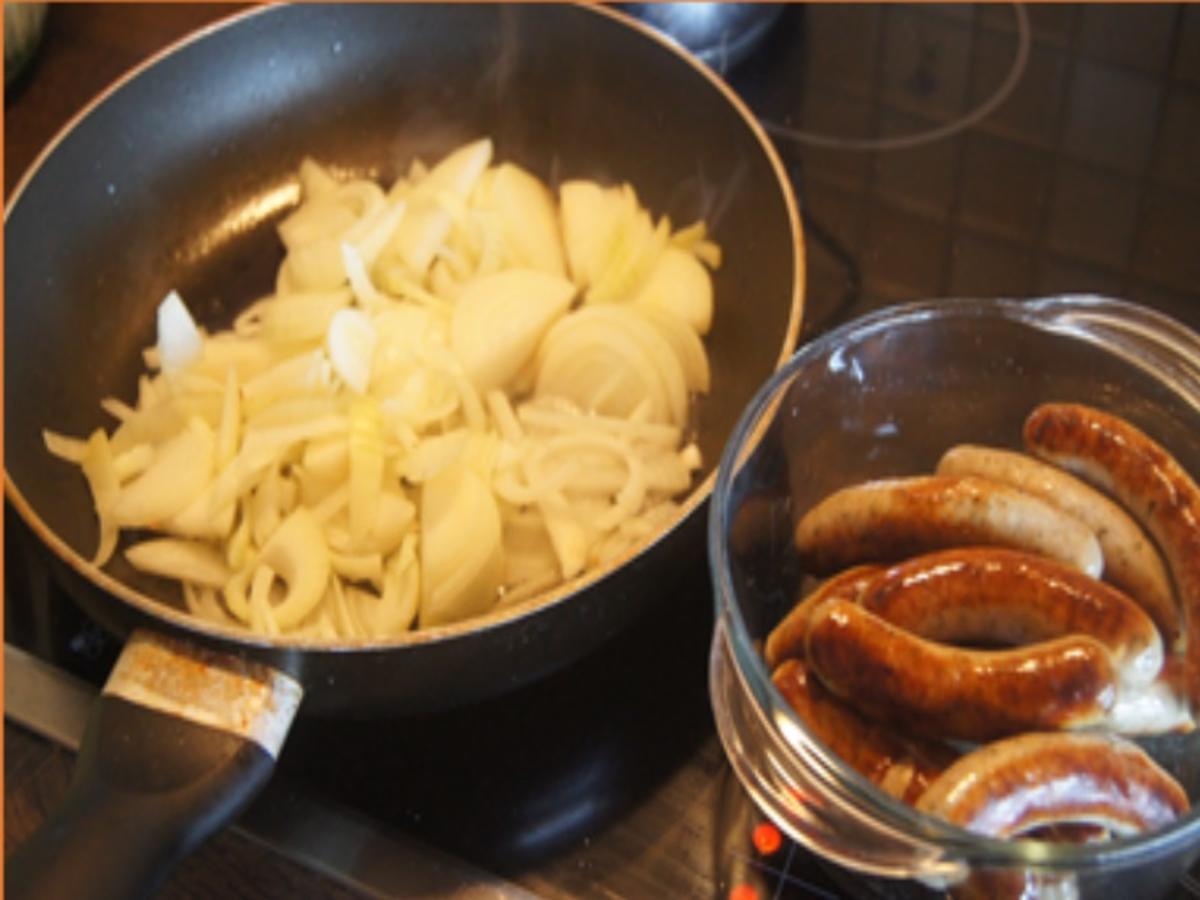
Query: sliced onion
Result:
<box><xmin>477</xmin><ymin>162</ymin><xmax>566</xmax><ymax>276</ymax></box>
<box><xmin>80</xmin><ymin>429</ymin><xmax>120</xmax><ymax>565</ymax></box>
<box><xmin>450</xmin><ymin>268</ymin><xmax>575</xmax><ymax>393</ymax></box>
<box><xmin>559</xmin><ymin>180</ymin><xmax>625</xmax><ymax>288</ymax></box>
<box><xmin>110</xmin><ymin>418</ymin><xmax>215</xmax><ymax>528</ymax></box>
<box><xmin>259</xmin><ymin>507</ymin><xmax>332</xmax><ymax>629</ymax></box>
<box><xmin>347</xmin><ymin>397</ymin><xmax>384</xmax><ymax>545</ymax></box>
<box><xmin>388</xmin><ymin>137</ymin><xmax>493</xmax><ymax>276</ymax></box>
<box><xmin>536</xmin><ymin>305</ymin><xmax>688</xmax><ymax>426</ymax></box>
<box><xmin>43</xmin><ymin>429</ymin><xmax>88</xmax><ymax>464</ymax></box>
<box><xmin>631</xmin><ymin>244</ymin><xmax>714</xmax><ymax>335</ymax></box>
<box><xmin>635</xmin><ymin>304</ymin><xmax>710</xmax><ymax>393</ymax></box>
<box><xmin>156</xmin><ymin>290</ymin><xmax>203</xmax><ymax>375</ymax></box>
<box><xmin>258</xmin><ymin>289</ymin><xmax>352</xmax><ymax>344</ymax></box>
<box><xmin>126</xmin><ymin>538</ymin><xmax>232</xmax><ymax>588</ymax></box>
<box><xmin>419</xmin><ymin>462</ymin><xmax>502</xmax><ymax>627</ymax></box>
<box><xmin>326</xmin><ymin>307</ymin><xmax>376</xmax><ymax>394</ymax></box>
<box><xmin>45</xmin><ymin>138</ymin><xmax>722</xmax><ymax>641</ymax></box>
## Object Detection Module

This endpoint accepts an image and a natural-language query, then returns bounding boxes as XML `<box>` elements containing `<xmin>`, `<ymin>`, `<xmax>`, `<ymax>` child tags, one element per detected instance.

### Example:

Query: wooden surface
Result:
<box><xmin>5</xmin><ymin>8</ymin><xmax>366</xmax><ymax>895</ymax></box>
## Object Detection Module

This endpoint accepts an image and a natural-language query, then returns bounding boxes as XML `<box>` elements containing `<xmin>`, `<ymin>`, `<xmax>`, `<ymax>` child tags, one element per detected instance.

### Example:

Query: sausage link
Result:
<box><xmin>858</xmin><ymin>547</ymin><xmax>1164</xmax><ymax>688</ymax></box>
<box><xmin>765</xmin><ymin>565</ymin><xmax>882</xmax><ymax>668</ymax></box>
<box><xmin>915</xmin><ymin>731</ymin><xmax>1189</xmax><ymax>838</ymax></box>
<box><xmin>1108</xmin><ymin>673</ymin><xmax>1195</xmax><ymax>734</ymax></box>
<box><xmin>937</xmin><ymin>444</ymin><xmax>1179</xmax><ymax>647</ymax></box>
<box><xmin>793</xmin><ymin>475</ymin><xmax>1102</xmax><ymax>578</ymax></box>
<box><xmin>1024</xmin><ymin>403</ymin><xmax>1200</xmax><ymax>707</ymax></box>
<box><xmin>772</xmin><ymin>658</ymin><xmax>957</xmax><ymax>804</ymax></box>
<box><xmin>805</xmin><ymin>599</ymin><xmax>1117</xmax><ymax>742</ymax></box>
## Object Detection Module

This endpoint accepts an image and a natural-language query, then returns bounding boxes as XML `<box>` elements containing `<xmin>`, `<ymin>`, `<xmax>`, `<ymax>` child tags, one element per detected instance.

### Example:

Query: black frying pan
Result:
<box><xmin>4</xmin><ymin>4</ymin><xmax>803</xmax><ymax>897</ymax></box>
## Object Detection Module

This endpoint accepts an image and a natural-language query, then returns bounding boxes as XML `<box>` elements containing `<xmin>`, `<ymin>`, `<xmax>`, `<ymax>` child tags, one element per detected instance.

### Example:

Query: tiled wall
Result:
<box><xmin>750</xmin><ymin>4</ymin><xmax>1200</xmax><ymax>333</ymax></box>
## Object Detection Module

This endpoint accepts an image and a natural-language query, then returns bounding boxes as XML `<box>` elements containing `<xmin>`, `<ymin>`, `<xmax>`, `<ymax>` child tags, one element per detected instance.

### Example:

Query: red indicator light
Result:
<box><xmin>729</xmin><ymin>883</ymin><xmax>759</xmax><ymax>900</ymax></box>
<box><xmin>752</xmin><ymin>821</ymin><xmax>783</xmax><ymax>856</ymax></box>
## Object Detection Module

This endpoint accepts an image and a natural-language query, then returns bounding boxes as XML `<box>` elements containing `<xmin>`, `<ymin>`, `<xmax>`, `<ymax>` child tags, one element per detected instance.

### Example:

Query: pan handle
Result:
<box><xmin>6</xmin><ymin>630</ymin><xmax>303</xmax><ymax>900</ymax></box>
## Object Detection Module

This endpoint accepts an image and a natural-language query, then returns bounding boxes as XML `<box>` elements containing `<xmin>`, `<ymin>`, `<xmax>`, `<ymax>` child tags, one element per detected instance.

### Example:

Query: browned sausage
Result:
<box><xmin>793</xmin><ymin>475</ymin><xmax>1103</xmax><ymax>578</ymax></box>
<box><xmin>805</xmin><ymin>598</ymin><xmax>1118</xmax><ymax>742</ymax></box>
<box><xmin>915</xmin><ymin>731</ymin><xmax>1189</xmax><ymax>838</ymax></box>
<box><xmin>764</xmin><ymin>565</ymin><xmax>882</xmax><ymax>668</ymax></box>
<box><xmin>1024</xmin><ymin>403</ymin><xmax>1200</xmax><ymax>706</ymax></box>
<box><xmin>772</xmin><ymin>658</ymin><xmax>957</xmax><ymax>804</ymax></box>
<box><xmin>1107</xmin><ymin>674</ymin><xmax>1194</xmax><ymax>734</ymax></box>
<box><xmin>937</xmin><ymin>444</ymin><xmax>1180</xmax><ymax>646</ymax></box>
<box><xmin>857</xmin><ymin>547</ymin><xmax>1164</xmax><ymax>688</ymax></box>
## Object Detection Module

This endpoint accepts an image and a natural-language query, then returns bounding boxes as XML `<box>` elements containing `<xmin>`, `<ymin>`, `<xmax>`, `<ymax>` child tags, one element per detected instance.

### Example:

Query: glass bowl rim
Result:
<box><xmin>708</xmin><ymin>293</ymin><xmax>1200</xmax><ymax>871</ymax></box>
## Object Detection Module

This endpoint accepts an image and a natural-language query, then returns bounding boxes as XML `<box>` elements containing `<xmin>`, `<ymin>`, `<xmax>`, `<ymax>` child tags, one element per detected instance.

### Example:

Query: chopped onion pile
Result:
<box><xmin>44</xmin><ymin>137</ymin><xmax>721</xmax><ymax>638</ymax></box>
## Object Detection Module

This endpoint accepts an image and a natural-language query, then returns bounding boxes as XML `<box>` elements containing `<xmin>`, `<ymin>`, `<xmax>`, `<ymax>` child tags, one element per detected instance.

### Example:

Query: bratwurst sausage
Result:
<box><xmin>915</xmin><ymin>731</ymin><xmax>1189</xmax><ymax>838</ymax></box>
<box><xmin>765</xmin><ymin>565</ymin><xmax>881</xmax><ymax>668</ymax></box>
<box><xmin>793</xmin><ymin>475</ymin><xmax>1103</xmax><ymax>578</ymax></box>
<box><xmin>772</xmin><ymin>658</ymin><xmax>957</xmax><ymax>803</ymax></box>
<box><xmin>857</xmin><ymin>547</ymin><xmax>1163</xmax><ymax>688</ymax></box>
<box><xmin>805</xmin><ymin>598</ymin><xmax>1118</xmax><ymax>742</ymax></box>
<box><xmin>1024</xmin><ymin>403</ymin><xmax>1200</xmax><ymax>706</ymax></box>
<box><xmin>937</xmin><ymin>444</ymin><xmax>1179</xmax><ymax>647</ymax></box>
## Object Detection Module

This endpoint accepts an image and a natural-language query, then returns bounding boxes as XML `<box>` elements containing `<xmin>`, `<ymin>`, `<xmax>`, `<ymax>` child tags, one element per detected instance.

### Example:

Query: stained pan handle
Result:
<box><xmin>6</xmin><ymin>630</ymin><xmax>303</xmax><ymax>900</ymax></box>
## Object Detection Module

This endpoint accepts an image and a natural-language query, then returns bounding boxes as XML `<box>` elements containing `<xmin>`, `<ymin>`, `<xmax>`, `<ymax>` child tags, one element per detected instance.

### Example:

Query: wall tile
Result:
<box><xmin>1077</xmin><ymin>4</ymin><xmax>1177</xmax><ymax>75</ymax></box>
<box><xmin>948</xmin><ymin>232</ymin><xmax>1035</xmax><ymax>298</ymax></box>
<box><xmin>1036</xmin><ymin>257</ymin><xmax>1127</xmax><ymax>298</ymax></box>
<box><xmin>1047</xmin><ymin>164</ymin><xmax>1140</xmax><ymax>267</ymax></box>
<box><xmin>1173</xmin><ymin>4</ymin><xmax>1200</xmax><ymax>86</ymax></box>
<box><xmin>789</xmin><ymin>88</ymin><xmax>875</xmax><ymax>188</ymax></box>
<box><xmin>1061</xmin><ymin>60</ymin><xmax>1162</xmax><ymax>174</ymax></box>
<box><xmin>873</xmin><ymin>109</ymin><xmax>962</xmax><ymax>219</ymax></box>
<box><xmin>800</xmin><ymin>5</ymin><xmax>881</xmax><ymax>99</ymax></box>
<box><xmin>1131</xmin><ymin>283</ymin><xmax>1200</xmax><ymax>330</ymax></box>
<box><xmin>1133</xmin><ymin>188</ymin><xmax>1200</xmax><ymax>292</ymax></box>
<box><xmin>970</xmin><ymin>34</ymin><xmax>1069</xmax><ymax>149</ymax></box>
<box><xmin>959</xmin><ymin>133</ymin><xmax>1052</xmax><ymax>240</ymax></box>
<box><xmin>1154</xmin><ymin>88</ymin><xmax>1200</xmax><ymax>194</ymax></box>
<box><xmin>920</xmin><ymin>4</ymin><xmax>976</xmax><ymax>25</ymax></box>
<box><xmin>862</xmin><ymin>203</ymin><xmax>949</xmax><ymax>296</ymax></box>
<box><xmin>980</xmin><ymin>4</ymin><xmax>1077</xmax><ymax>47</ymax></box>
<box><xmin>880</xmin><ymin>7</ymin><xmax>973</xmax><ymax>120</ymax></box>
<box><xmin>798</xmin><ymin>178</ymin><xmax>867</xmax><ymax>257</ymax></box>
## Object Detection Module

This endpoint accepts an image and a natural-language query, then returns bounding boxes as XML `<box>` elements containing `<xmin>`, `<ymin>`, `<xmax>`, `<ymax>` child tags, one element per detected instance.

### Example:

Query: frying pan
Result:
<box><xmin>4</xmin><ymin>4</ymin><xmax>803</xmax><ymax>897</ymax></box>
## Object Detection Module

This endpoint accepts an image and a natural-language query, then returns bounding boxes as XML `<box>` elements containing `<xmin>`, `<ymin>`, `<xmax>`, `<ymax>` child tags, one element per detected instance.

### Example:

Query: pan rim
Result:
<box><xmin>4</xmin><ymin>1</ymin><xmax>805</xmax><ymax>654</ymax></box>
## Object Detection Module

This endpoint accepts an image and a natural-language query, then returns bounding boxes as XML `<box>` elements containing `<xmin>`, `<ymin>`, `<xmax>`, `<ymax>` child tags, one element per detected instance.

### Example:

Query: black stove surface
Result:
<box><xmin>6</xmin><ymin>506</ymin><xmax>854</xmax><ymax>899</ymax></box>
<box><xmin>8</xmin><ymin>5</ymin><xmax>1200</xmax><ymax>899</ymax></box>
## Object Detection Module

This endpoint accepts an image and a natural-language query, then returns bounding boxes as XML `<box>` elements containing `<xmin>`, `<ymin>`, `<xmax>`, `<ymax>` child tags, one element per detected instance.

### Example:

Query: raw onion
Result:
<box><xmin>44</xmin><ymin>138</ymin><xmax>722</xmax><ymax>639</ymax></box>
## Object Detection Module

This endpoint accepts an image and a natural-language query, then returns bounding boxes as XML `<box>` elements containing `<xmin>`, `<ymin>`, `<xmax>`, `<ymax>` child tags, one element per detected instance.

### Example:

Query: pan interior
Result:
<box><xmin>5</xmin><ymin>4</ymin><xmax>800</xmax><ymax>642</ymax></box>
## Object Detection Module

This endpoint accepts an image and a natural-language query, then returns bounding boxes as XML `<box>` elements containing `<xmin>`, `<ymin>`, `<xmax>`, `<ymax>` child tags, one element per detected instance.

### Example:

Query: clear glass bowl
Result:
<box><xmin>708</xmin><ymin>296</ymin><xmax>1200</xmax><ymax>898</ymax></box>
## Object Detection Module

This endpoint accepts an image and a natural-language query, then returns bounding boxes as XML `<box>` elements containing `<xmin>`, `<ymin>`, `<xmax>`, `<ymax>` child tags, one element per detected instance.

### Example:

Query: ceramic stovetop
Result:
<box><xmin>7</xmin><ymin>5</ymin><xmax>1200</xmax><ymax>898</ymax></box>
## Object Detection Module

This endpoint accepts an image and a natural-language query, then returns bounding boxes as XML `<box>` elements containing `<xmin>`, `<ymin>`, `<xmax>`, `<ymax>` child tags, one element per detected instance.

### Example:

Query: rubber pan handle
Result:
<box><xmin>5</xmin><ymin>630</ymin><xmax>303</xmax><ymax>900</ymax></box>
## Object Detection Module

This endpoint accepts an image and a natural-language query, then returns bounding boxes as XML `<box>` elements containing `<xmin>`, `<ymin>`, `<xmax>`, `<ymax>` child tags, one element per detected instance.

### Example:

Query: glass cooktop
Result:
<box><xmin>7</xmin><ymin>4</ymin><xmax>1200</xmax><ymax>898</ymax></box>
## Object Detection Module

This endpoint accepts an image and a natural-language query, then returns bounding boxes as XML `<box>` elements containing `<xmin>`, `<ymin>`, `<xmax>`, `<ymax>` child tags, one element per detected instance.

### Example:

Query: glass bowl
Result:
<box><xmin>708</xmin><ymin>296</ymin><xmax>1200</xmax><ymax>898</ymax></box>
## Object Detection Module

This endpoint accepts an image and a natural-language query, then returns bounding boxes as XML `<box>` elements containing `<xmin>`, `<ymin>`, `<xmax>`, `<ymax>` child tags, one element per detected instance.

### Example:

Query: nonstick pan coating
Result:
<box><xmin>4</xmin><ymin>3</ymin><xmax>803</xmax><ymax>715</ymax></box>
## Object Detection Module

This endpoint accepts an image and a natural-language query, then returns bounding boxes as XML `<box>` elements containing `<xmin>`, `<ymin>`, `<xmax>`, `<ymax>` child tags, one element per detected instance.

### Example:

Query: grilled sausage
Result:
<box><xmin>793</xmin><ymin>475</ymin><xmax>1103</xmax><ymax>578</ymax></box>
<box><xmin>805</xmin><ymin>599</ymin><xmax>1118</xmax><ymax>742</ymax></box>
<box><xmin>1108</xmin><ymin>674</ymin><xmax>1195</xmax><ymax>734</ymax></box>
<box><xmin>772</xmin><ymin>658</ymin><xmax>957</xmax><ymax>804</ymax></box>
<box><xmin>937</xmin><ymin>444</ymin><xmax>1179</xmax><ymax>647</ymax></box>
<box><xmin>765</xmin><ymin>565</ymin><xmax>882</xmax><ymax>668</ymax></box>
<box><xmin>915</xmin><ymin>731</ymin><xmax>1189</xmax><ymax>838</ymax></box>
<box><xmin>858</xmin><ymin>547</ymin><xmax>1164</xmax><ymax>688</ymax></box>
<box><xmin>1024</xmin><ymin>403</ymin><xmax>1200</xmax><ymax>706</ymax></box>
